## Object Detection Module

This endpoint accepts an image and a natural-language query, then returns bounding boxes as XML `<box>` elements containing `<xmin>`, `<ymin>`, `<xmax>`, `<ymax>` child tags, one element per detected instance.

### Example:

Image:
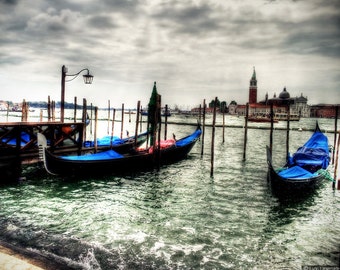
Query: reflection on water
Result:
<box><xmin>0</xmin><ymin>116</ymin><xmax>339</xmax><ymax>269</ymax></box>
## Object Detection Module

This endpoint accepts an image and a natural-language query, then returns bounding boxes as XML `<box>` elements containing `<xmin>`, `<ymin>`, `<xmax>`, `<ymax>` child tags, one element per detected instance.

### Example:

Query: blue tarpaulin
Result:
<box><xmin>175</xmin><ymin>129</ymin><xmax>202</xmax><ymax>147</ymax></box>
<box><xmin>84</xmin><ymin>136</ymin><xmax>124</xmax><ymax>147</ymax></box>
<box><xmin>291</xmin><ymin>131</ymin><xmax>329</xmax><ymax>169</ymax></box>
<box><xmin>278</xmin><ymin>166</ymin><xmax>317</xmax><ymax>179</ymax></box>
<box><xmin>61</xmin><ymin>150</ymin><xmax>123</xmax><ymax>161</ymax></box>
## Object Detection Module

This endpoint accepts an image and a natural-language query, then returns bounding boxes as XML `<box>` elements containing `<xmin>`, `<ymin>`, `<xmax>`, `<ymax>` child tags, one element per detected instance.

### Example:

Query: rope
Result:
<box><xmin>317</xmin><ymin>169</ymin><xmax>335</xmax><ymax>182</ymax></box>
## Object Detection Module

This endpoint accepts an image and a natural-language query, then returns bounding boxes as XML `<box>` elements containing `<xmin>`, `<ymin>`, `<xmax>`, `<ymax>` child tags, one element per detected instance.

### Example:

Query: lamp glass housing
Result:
<box><xmin>83</xmin><ymin>74</ymin><xmax>94</xmax><ymax>84</ymax></box>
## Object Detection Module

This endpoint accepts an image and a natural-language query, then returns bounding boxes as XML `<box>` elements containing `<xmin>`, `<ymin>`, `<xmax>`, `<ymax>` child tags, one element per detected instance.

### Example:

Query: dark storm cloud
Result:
<box><xmin>280</xmin><ymin>13</ymin><xmax>340</xmax><ymax>58</ymax></box>
<box><xmin>0</xmin><ymin>0</ymin><xmax>18</xmax><ymax>5</ymax></box>
<box><xmin>152</xmin><ymin>3</ymin><xmax>221</xmax><ymax>35</ymax></box>
<box><xmin>87</xmin><ymin>15</ymin><xmax>117</xmax><ymax>29</ymax></box>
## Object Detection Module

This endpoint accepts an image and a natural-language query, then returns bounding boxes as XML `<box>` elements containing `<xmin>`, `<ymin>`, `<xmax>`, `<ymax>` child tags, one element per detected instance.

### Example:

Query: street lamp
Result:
<box><xmin>60</xmin><ymin>65</ymin><xmax>94</xmax><ymax>122</ymax></box>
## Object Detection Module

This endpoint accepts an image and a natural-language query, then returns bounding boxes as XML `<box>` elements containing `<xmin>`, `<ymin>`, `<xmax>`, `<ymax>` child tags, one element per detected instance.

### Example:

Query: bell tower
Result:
<box><xmin>249</xmin><ymin>67</ymin><xmax>257</xmax><ymax>104</ymax></box>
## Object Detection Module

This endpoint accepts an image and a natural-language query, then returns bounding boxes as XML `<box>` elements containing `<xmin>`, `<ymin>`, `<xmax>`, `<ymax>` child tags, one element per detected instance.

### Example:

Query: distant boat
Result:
<box><xmin>248</xmin><ymin>114</ymin><xmax>278</xmax><ymax>123</ymax></box>
<box><xmin>266</xmin><ymin>122</ymin><xmax>330</xmax><ymax>196</ymax></box>
<box><xmin>140</xmin><ymin>108</ymin><xmax>171</xmax><ymax>117</ymax></box>
<box><xmin>274</xmin><ymin>112</ymin><xmax>300</xmax><ymax>121</ymax></box>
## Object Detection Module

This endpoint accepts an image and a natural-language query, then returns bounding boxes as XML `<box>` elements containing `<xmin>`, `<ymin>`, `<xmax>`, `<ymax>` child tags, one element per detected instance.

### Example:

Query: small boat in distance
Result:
<box><xmin>274</xmin><ymin>112</ymin><xmax>300</xmax><ymax>121</ymax></box>
<box><xmin>266</xmin><ymin>122</ymin><xmax>330</xmax><ymax>196</ymax></box>
<box><xmin>248</xmin><ymin>114</ymin><xmax>278</xmax><ymax>123</ymax></box>
<box><xmin>38</xmin><ymin>125</ymin><xmax>201</xmax><ymax>177</ymax></box>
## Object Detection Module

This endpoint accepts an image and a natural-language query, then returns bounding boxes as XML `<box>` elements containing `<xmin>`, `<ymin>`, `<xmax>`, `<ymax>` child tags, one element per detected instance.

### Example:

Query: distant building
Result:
<box><xmin>231</xmin><ymin>68</ymin><xmax>310</xmax><ymax>117</ymax></box>
<box><xmin>228</xmin><ymin>101</ymin><xmax>237</xmax><ymax>115</ymax></box>
<box><xmin>259</xmin><ymin>87</ymin><xmax>310</xmax><ymax>117</ymax></box>
<box><xmin>249</xmin><ymin>67</ymin><xmax>257</xmax><ymax>104</ymax></box>
<box><xmin>0</xmin><ymin>101</ymin><xmax>9</xmax><ymax>111</ymax></box>
<box><xmin>310</xmin><ymin>104</ymin><xmax>339</xmax><ymax>118</ymax></box>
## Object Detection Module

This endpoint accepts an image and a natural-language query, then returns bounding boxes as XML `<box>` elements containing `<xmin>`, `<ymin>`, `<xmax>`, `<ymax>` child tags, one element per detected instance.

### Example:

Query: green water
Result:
<box><xmin>0</xmin><ymin>116</ymin><xmax>339</xmax><ymax>269</ymax></box>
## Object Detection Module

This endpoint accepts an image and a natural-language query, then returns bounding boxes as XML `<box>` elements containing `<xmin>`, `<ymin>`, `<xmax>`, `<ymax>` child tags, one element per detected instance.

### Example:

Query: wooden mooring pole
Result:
<box><xmin>82</xmin><ymin>98</ymin><xmax>87</xmax><ymax>142</ymax></box>
<box><xmin>135</xmin><ymin>101</ymin><xmax>141</xmax><ymax>147</ymax></box>
<box><xmin>201</xmin><ymin>99</ymin><xmax>206</xmax><ymax>157</ymax></box>
<box><xmin>269</xmin><ymin>103</ymin><xmax>274</xmax><ymax>155</ymax></box>
<box><xmin>94</xmin><ymin>106</ymin><xmax>98</xmax><ymax>153</ymax></box>
<box><xmin>210</xmin><ymin>97</ymin><xmax>217</xmax><ymax>177</ymax></box>
<box><xmin>120</xmin><ymin>103</ymin><xmax>124</xmax><ymax>139</ymax></box>
<box><xmin>243</xmin><ymin>103</ymin><xmax>249</xmax><ymax>161</ymax></box>
<box><xmin>164</xmin><ymin>104</ymin><xmax>168</xmax><ymax>140</ymax></box>
<box><xmin>47</xmin><ymin>96</ymin><xmax>51</xmax><ymax>122</ymax></box>
<box><xmin>334</xmin><ymin>130</ymin><xmax>340</xmax><ymax>190</ymax></box>
<box><xmin>74</xmin><ymin>97</ymin><xmax>77</xmax><ymax>122</ymax></box>
<box><xmin>286</xmin><ymin>104</ymin><xmax>290</xmax><ymax>162</ymax></box>
<box><xmin>222</xmin><ymin>109</ymin><xmax>225</xmax><ymax>143</ymax></box>
<box><xmin>110</xmin><ymin>109</ymin><xmax>116</xmax><ymax>148</ymax></box>
<box><xmin>332</xmin><ymin>105</ymin><xmax>338</xmax><ymax>165</ymax></box>
<box><xmin>107</xmin><ymin>100</ymin><xmax>110</xmax><ymax>135</ymax></box>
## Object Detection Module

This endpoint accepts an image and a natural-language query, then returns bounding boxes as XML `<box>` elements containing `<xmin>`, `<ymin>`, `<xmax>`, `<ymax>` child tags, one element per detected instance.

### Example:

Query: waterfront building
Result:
<box><xmin>233</xmin><ymin>68</ymin><xmax>310</xmax><ymax>118</ymax></box>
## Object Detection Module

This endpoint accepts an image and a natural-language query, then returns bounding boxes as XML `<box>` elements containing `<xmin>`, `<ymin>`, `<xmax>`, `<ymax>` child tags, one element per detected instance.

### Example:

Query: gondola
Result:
<box><xmin>83</xmin><ymin>131</ymin><xmax>148</xmax><ymax>154</ymax></box>
<box><xmin>266</xmin><ymin>122</ymin><xmax>330</xmax><ymax>195</ymax></box>
<box><xmin>38</xmin><ymin>125</ymin><xmax>201</xmax><ymax>176</ymax></box>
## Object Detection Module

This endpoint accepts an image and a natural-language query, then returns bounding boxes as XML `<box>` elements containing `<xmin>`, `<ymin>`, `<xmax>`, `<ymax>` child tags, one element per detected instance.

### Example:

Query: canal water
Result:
<box><xmin>0</xmin><ymin>112</ymin><xmax>339</xmax><ymax>269</ymax></box>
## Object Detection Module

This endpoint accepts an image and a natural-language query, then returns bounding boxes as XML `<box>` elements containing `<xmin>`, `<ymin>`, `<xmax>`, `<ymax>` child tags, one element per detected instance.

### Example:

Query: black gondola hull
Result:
<box><xmin>42</xmin><ymin>127</ymin><xmax>201</xmax><ymax>177</ymax></box>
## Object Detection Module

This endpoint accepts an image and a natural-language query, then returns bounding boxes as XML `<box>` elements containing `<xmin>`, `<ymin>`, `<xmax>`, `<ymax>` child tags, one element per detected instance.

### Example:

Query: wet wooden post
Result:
<box><xmin>243</xmin><ymin>103</ymin><xmax>249</xmax><ymax>161</ymax></box>
<box><xmin>107</xmin><ymin>100</ymin><xmax>110</xmax><ymax>135</ymax></box>
<box><xmin>15</xmin><ymin>126</ymin><xmax>22</xmax><ymax>179</ymax></box>
<box><xmin>222</xmin><ymin>108</ymin><xmax>225</xmax><ymax>143</ymax></box>
<box><xmin>334</xmin><ymin>130</ymin><xmax>340</xmax><ymax>190</ymax></box>
<box><xmin>286</xmin><ymin>104</ymin><xmax>291</xmax><ymax>162</ymax></box>
<box><xmin>6</xmin><ymin>102</ymin><xmax>9</xmax><ymax>122</ymax></box>
<box><xmin>129</xmin><ymin>110</ymin><xmax>131</xmax><ymax>123</ymax></box>
<box><xmin>47</xmin><ymin>96</ymin><xmax>51</xmax><ymax>122</ymax></box>
<box><xmin>21</xmin><ymin>99</ymin><xmax>24</xmax><ymax>122</ymax></box>
<box><xmin>21</xmin><ymin>99</ymin><xmax>27</xmax><ymax>122</ymax></box>
<box><xmin>156</xmin><ymin>95</ymin><xmax>162</xmax><ymax>171</ymax></box>
<box><xmin>120</xmin><ymin>103</ymin><xmax>124</xmax><ymax>139</ymax></box>
<box><xmin>210</xmin><ymin>97</ymin><xmax>217</xmax><ymax>177</ymax></box>
<box><xmin>82</xmin><ymin>98</ymin><xmax>87</xmax><ymax>143</ymax></box>
<box><xmin>110</xmin><ymin>108</ymin><xmax>116</xmax><ymax>148</ymax></box>
<box><xmin>40</xmin><ymin>109</ymin><xmax>43</xmax><ymax>122</ymax></box>
<box><xmin>52</xmin><ymin>101</ymin><xmax>56</xmax><ymax>121</ymax></box>
<box><xmin>94</xmin><ymin>106</ymin><xmax>98</xmax><ymax>153</ymax></box>
<box><xmin>164</xmin><ymin>104</ymin><xmax>168</xmax><ymax>140</ymax></box>
<box><xmin>74</xmin><ymin>96</ymin><xmax>77</xmax><ymax>122</ymax></box>
<box><xmin>198</xmin><ymin>104</ymin><xmax>202</xmax><ymax>125</ymax></box>
<box><xmin>269</xmin><ymin>103</ymin><xmax>274</xmax><ymax>155</ymax></box>
<box><xmin>332</xmin><ymin>105</ymin><xmax>338</xmax><ymax>164</ymax></box>
<box><xmin>139</xmin><ymin>105</ymin><xmax>143</xmax><ymax>133</ymax></box>
<box><xmin>201</xmin><ymin>99</ymin><xmax>206</xmax><ymax>157</ymax></box>
<box><xmin>134</xmin><ymin>101</ymin><xmax>141</xmax><ymax>147</ymax></box>
<box><xmin>90</xmin><ymin>103</ymin><xmax>93</xmax><ymax>135</ymax></box>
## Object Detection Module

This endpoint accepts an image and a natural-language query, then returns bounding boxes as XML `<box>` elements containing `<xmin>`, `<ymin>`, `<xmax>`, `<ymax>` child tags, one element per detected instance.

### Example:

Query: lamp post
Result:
<box><xmin>60</xmin><ymin>65</ymin><xmax>93</xmax><ymax>123</ymax></box>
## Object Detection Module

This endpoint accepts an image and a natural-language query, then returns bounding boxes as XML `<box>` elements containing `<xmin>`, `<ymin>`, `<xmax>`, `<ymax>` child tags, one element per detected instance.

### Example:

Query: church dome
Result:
<box><xmin>279</xmin><ymin>87</ymin><xmax>290</xmax><ymax>99</ymax></box>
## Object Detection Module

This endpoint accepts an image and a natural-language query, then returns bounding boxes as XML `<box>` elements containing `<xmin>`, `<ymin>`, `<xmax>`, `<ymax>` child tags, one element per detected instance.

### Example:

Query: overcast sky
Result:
<box><xmin>1</xmin><ymin>0</ymin><xmax>339</xmax><ymax>109</ymax></box>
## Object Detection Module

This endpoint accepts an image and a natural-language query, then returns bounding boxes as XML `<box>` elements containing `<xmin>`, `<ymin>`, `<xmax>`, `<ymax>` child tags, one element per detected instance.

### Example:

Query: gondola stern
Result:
<box><xmin>37</xmin><ymin>133</ymin><xmax>58</xmax><ymax>176</ymax></box>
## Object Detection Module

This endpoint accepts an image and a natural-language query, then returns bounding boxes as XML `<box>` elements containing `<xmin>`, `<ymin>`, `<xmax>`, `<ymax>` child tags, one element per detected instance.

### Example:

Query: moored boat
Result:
<box><xmin>266</xmin><ymin>122</ymin><xmax>331</xmax><ymax>195</ymax></box>
<box><xmin>38</xmin><ymin>125</ymin><xmax>201</xmax><ymax>176</ymax></box>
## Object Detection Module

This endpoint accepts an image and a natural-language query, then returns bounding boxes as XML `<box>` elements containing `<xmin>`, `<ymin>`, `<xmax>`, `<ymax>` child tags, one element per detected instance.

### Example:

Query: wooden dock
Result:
<box><xmin>0</xmin><ymin>121</ymin><xmax>86</xmax><ymax>165</ymax></box>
